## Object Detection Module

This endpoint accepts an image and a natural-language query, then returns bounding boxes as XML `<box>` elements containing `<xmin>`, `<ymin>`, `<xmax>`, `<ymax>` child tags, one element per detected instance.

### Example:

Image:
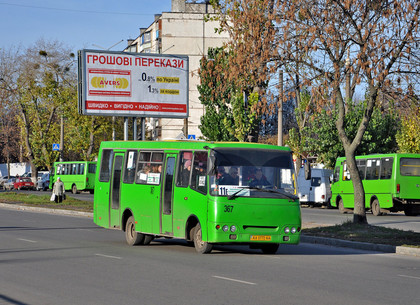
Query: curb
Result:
<box><xmin>301</xmin><ymin>235</ymin><xmax>420</xmax><ymax>257</ymax></box>
<box><xmin>1</xmin><ymin>203</ymin><xmax>419</xmax><ymax>258</ymax></box>
<box><xmin>0</xmin><ymin>202</ymin><xmax>93</xmax><ymax>218</ymax></box>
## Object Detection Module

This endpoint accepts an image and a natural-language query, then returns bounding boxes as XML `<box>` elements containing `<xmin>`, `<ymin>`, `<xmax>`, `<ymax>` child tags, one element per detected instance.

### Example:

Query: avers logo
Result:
<box><xmin>91</xmin><ymin>77</ymin><xmax>129</xmax><ymax>89</ymax></box>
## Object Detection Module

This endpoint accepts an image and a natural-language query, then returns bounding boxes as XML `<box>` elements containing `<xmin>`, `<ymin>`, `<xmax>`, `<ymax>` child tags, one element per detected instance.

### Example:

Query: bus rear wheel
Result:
<box><xmin>72</xmin><ymin>184</ymin><xmax>78</xmax><ymax>194</ymax></box>
<box><xmin>125</xmin><ymin>216</ymin><xmax>145</xmax><ymax>246</ymax></box>
<box><xmin>193</xmin><ymin>223</ymin><xmax>213</xmax><ymax>254</ymax></box>
<box><xmin>371</xmin><ymin>199</ymin><xmax>382</xmax><ymax>216</ymax></box>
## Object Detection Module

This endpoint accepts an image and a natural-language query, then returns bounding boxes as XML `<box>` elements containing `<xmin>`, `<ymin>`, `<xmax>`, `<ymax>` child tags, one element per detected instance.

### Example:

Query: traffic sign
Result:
<box><xmin>52</xmin><ymin>143</ymin><xmax>60</xmax><ymax>151</ymax></box>
<box><xmin>187</xmin><ymin>134</ymin><xmax>196</xmax><ymax>140</ymax></box>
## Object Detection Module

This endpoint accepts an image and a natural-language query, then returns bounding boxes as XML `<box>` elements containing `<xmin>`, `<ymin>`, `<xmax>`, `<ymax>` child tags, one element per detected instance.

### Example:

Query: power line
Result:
<box><xmin>0</xmin><ymin>2</ymin><xmax>155</xmax><ymax>16</ymax></box>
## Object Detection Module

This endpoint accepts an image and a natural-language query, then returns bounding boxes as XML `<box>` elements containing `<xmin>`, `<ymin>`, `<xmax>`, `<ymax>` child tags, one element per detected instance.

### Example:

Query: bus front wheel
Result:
<box><xmin>125</xmin><ymin>216</ymin><xmax>145</xmax><ymax>246</ymax></box>
<box><xmin>371</xmin><ymin>199</ymin><xmax>382</xmax><ymax>216</ymax></box>
<box><xmin>193</xmin><ymin>223</ymin><xmax>213</xmax><ymax>254</ymax></box>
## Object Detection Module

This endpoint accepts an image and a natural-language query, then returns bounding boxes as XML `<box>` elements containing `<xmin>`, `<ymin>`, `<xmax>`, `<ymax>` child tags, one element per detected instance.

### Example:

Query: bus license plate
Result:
<box><xmin>250</xmin><ymin>235</ymin><xmax>271</xmax><ymax>241</ymax></box>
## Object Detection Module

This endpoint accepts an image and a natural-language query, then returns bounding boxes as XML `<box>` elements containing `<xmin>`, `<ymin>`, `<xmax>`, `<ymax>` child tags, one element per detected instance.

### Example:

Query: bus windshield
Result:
<box><xmin>209</xmin><ymin>148</ymin><xmax>296</xmax><ymax>199</ymax></box>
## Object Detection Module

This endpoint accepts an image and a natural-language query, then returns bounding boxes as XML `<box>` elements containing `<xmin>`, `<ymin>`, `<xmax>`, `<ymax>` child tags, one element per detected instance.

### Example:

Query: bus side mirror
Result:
<box><xmin>304</xmin><ymin>162</ymin><xmax>311</xmax><ymax>180</ymax></box>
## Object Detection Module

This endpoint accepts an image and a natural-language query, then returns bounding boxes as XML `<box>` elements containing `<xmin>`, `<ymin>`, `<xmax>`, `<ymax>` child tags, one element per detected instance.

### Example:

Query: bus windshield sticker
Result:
<box><xmin>199</xmin><ymin>176</ymin><xmax>206</xmax><ymax>186</ymax></box>
<box><xmin>218</xmin><ymin>186</ymin><xmax>250</xmax><ymax>197</ymax></box>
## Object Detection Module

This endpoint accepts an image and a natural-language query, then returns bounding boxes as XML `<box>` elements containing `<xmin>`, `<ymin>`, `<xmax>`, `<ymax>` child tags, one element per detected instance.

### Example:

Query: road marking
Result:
<box><xmin>95</xmin><ymin>253</ymin><xmax>122</xmax><ymax>260</ymax></box>
<box><xmin>18</xmin><ymin>238</ymin><xmax>37</xmax><ymax>243</ymax></box>
<box><xmin>212</xmin><ymin>275</ymin><xmax>257</xmax><ymax>285</ymax></box>
<box><xmin>398</xmin><ymin>274</ymin><xmax>420</xmax><ymax>280</ymax></box>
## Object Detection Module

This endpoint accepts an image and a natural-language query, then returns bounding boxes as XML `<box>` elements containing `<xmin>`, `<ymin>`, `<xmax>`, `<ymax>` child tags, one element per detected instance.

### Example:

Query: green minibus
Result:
<box><xmin>93</xmin><ymin>140</ymin><xmax>301</xmax><ymax>254</ymax></box>
<box><xmin>50</xmin><ymin>161</ymin><xmax>97</xmax><ymax>194</ymax></box>
<box><xmin>331</xmin><ymin>153</ymin><xmax>420</xmax><ymax>216</ymax></box>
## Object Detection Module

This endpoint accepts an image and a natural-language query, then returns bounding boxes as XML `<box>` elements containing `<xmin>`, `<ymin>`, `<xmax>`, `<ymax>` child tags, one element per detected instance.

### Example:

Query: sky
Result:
<box><xmin>0</xmin><ymin>0</ymin><xmax>173</xmax><ymax>53</ymax></box>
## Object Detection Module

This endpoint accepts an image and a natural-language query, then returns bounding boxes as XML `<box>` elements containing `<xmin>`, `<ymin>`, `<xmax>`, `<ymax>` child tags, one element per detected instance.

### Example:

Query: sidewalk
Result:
<box><xmin>1</xmin><ymin>202</ymin><xmax>419</xmax><ymax>257</ymax></box>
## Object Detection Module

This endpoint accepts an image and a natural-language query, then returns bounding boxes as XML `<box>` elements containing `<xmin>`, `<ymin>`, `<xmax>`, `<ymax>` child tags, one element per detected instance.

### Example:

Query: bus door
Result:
<box><xmin>160</xmin><ymin>154</ymin><xmax>177</xmax><ymax>235</ymax></box>
<box><xmin>109</xmin><ymin>153</ymin><xmax>124</xmax><ymax>229</ymax></box>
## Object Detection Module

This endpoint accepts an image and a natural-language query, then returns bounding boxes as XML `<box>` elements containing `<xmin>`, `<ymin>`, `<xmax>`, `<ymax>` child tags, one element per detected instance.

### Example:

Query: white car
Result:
<box><xmin>0</xmin><ymin>175</ymin><xmax>11</xmax><ymax>189</ymax></box>
<box><xmin>3</xmin><ymin>178</ymin><xmax>16</xmax><ymax>190</ymax></box>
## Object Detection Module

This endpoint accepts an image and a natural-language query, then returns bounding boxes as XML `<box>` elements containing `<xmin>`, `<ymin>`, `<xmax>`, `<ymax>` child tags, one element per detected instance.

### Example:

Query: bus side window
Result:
<box><xmin>357</xmin><ymin>159</ymin><xmax>366</xmax><ymax>180</ymax></box>
<box><xmin>366</xmin><ymin>159</ymin><xmax>380</xmax><ymax>180</ymax></box>
<box><xmin>136</xmin><ymin>151</ymin><xmax>163</xmax><ymax>184</ymax></box>
<box><xmin>99</xmin><ymin>149</ymin><xmax>114</xmax><ymax>182</ymax></box>
<box><xmin>177</xmin><ymin>151</ymin><xmax>192</xmax><ymax>187</ymax></box>
<box><xmin>190</xmin><ymin>151</ymin><xmax>207</xmax><ymax>194</ymax></box>
<box><xmin>123</xmin><ymin>150</ymin><xmax>137</xmax><ymax>184</ymax></box>
<box><xmin>343</xmin><ymin>162</ymin><xmax>351</xmax><ymax>180</ymax></box>
<box><xmin>333</xmin><ymin>166</ymin><xmax>340</xmax><ymax>182</ymax></box>
<box><xmin>380</xmin><ymin>157</ymin><xmax>393</xmax><ymax>179</ymax></box>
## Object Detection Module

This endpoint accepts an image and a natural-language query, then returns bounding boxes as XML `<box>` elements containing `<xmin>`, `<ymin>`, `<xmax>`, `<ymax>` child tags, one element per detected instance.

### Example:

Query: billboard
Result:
<box><xmin>78</xmin><ymin>49</ymin><xmax>189</xmax><ymax>118</ymax></box>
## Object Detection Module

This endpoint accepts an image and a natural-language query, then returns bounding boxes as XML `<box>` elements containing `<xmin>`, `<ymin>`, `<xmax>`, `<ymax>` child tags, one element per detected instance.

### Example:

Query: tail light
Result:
<box><xmin>397</xmin><ymin>183</ymin><xmax>400</xmax><ymax>193</ymax></box>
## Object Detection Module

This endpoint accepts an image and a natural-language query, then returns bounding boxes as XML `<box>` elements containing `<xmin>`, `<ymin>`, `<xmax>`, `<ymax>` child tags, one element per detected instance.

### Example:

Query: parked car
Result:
<box><xmin>36</xmin><ymin>173</ymin><xmax>50</xmax><ymax>191</ymax></box>
<box><xmin>3</xmin><ymin>178</ymin><xmax>16</xmax><ymax>190</ymax></box>
<box><xmin>14</xmin><ymin>177</ymin><xmax>35</xmax><ymax>190</ymax></box>
<box><xmin>0</xmin><ymin>175</ymin><xmax>11</xmax><ymax>189</ymax></box>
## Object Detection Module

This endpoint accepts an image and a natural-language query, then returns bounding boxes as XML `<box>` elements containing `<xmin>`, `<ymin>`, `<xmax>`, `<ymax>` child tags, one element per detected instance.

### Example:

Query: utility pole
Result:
<box><xmin>60</xmin><ymin>114</ymin><xmax>64</xmax><ymax>162</ymax></box>
<box><xmin>278</xmin><ymin>70</ymin><xmax>283</xmax><ymax>146</ymax></box>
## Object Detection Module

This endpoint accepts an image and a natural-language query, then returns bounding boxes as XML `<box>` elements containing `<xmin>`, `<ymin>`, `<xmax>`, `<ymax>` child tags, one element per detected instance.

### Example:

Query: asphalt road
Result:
<box><xmin>1</xmin><ymin>208</ymin><xmax>420</xmax><ymax>305</ymax></box>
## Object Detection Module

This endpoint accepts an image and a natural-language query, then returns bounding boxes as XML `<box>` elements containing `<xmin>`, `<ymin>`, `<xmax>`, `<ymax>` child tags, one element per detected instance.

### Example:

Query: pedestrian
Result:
<box><xmin>53</xmin><ymin>177</ymin><xmax>65</xmax><ymax>203</ymax></box>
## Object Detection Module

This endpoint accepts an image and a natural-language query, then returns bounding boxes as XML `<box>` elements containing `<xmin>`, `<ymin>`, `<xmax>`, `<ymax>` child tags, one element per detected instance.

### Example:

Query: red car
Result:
<box><xmin>14</xmin><ymin>177</ymin><xmax>35</xmax><ymax>190</ymax></box>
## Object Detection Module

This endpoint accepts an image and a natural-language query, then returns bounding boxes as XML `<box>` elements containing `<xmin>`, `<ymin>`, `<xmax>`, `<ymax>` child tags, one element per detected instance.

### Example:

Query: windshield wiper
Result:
<box><xmin>248</xmin><ymin>186</ymin><xmax>299</xmax><ymax>200</ymax></box>
<box><xmin>227</xmin><ymin>187</ymin><xmax>249</xmax><ymax>200</ymax></box>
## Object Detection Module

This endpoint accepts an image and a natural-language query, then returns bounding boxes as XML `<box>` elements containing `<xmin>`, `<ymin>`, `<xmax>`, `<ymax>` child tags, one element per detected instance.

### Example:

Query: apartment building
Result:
<box><xmin>124</xmin><ymin>0</ymin><xmax>229</xmax><ymax>139</ymax></box>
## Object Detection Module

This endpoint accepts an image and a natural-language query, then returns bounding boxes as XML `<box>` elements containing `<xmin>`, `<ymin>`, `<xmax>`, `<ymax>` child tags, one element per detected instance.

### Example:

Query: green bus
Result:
<box><xmin>331</xmin><ymin>153</ymin><xmax>420</xmax><ymax>216</ymax></box>
<box><xmin>50</xmin><ymin>161</ymin><xmax>97</xmax><ymax>194</ymax></box>
<box><xmin>93</xmin><ymin>141</ymin><xmax>301</xmax><ymax>254</ymax></box>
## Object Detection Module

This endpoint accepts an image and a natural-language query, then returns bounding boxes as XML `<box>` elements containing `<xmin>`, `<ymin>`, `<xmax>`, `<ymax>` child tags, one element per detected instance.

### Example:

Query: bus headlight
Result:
<box><xmin>230</xmin><ymin>225</ymin><xmax>237</xmax><ymax>232</ymax></box>
<box><xmin>222</xmin><ymin>225</ymin><xmax>229</xmax><ymax>232</ymax></box>
<box><xmin>291</xmin><ymin>227</ymin><xmax>297</xmax><ymax>234</ymax></box>
<box><xmin>284</xmin><ymin>227</ymin><xmax>290</xmax><ymax>234</ymax></box>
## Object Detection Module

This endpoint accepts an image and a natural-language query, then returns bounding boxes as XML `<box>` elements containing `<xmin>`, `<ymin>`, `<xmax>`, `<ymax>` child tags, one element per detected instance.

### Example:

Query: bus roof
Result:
<box><xmin>335</xmin><ymin>153</ymin><xmax>420</xmax><ymax>162</ymax></box>
<box><xmin>53</xmin><ymin>161</ymin><xmax>97</xmax><ymax>164</ymax></box>
<box><xmin>98</xmin><ymin>140</ymin><xmax>292</xmax><ymax>152</ymax></box>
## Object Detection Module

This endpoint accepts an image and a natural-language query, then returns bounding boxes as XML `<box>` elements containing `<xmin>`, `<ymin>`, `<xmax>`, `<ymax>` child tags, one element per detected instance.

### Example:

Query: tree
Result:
<box><xmin>397</xmin><ymin>101</ymin><xmax>420</xmax><ymax>153</ymax></box>
<box><xmin>276</xmin><ymin>0</ymin><xmax>420</xmax><ymax>224</ymax></box>
<box><xmin>0</xmin><ymin>46</ymin><xmax>22</xmax><ymax>168</ymax></box>
<box><xmin>198</xmin><ymin>48</ymin><xmax>236</xmax><ymax>141</ymax></box>
<box><xmin>304</xmin><ymin>101</ymin><xmax>399</xmax><ymax>168</ymax></box>
<box><xmin>0</xmin><ymin>40</ymin><xmax>116</xmax><ymax>177</ymax></box>
<box><xmin>209</xmin><ymin>0</ymin><xmax>278</xmax><ymax>140</ymax></box>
